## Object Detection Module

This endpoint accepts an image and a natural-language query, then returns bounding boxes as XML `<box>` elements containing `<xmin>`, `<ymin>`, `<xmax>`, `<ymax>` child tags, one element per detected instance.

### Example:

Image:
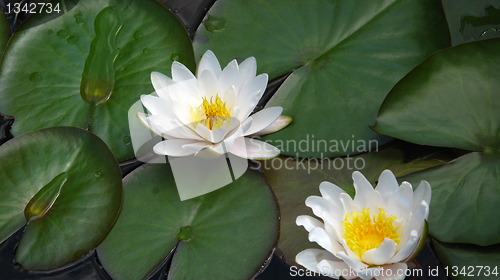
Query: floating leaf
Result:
<box><xmin>433</xmin><ymin>240</ymin><xmax>500</xmax><ymax>280</ymax></box>
<box><xmin>374</xmin><ymin>38</ymin><xmax>500</xmax><ymax>245</ymax></box>
<box><xmin>262</xmin><ymin>143</ymin><xmax>453</xmax><ymax>266</ymax></box>
<box><xmin>0</xmin><ymin>0</ymin><xmax>195</xmax><ymax>162</ymax></box>
<box><xmin>193</xmin><ymin>0</ymin><xmax>451</xmax><ymax>158</ymax></box>
<box><xmin>0</xmin><ymin>127</ymin><xmax>122</xmax><ymax>270</ymax></box>
<box><xmin>97</xmin><ymin>164</ymin><xmax>278</xmax><ymax>280</ymax></box>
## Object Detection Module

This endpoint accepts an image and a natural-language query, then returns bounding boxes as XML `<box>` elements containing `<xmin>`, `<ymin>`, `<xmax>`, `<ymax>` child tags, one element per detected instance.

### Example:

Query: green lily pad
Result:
<box><xmin>442</xmin><ymin>0</ymin><xmax>500</xmax><ymax>46</ymax></box>
<box><xmin>193</xmin><ymin>0</ymin><xmax>451</xmax><ymax>158</ymax></box>
<box><xmin>261</xmin><ymin>144</ymin><xmax>453</xmax><ymax>266</ymax></box>
<box><xmin>399</xmin><ymin>152</ymin><xmax>500</xmax><ymax>246</ymax></box>
<box><xmin>373</xmin><ymin>38</ymin><xmax>500</xmax><ymax>245</ymax></box>
<box><xmin>433</xmin><ymin>240</ymin><xmax>500</xmax><ymax>280</ymax></box>
<box><xmin>0</xmin><ymin>9</ymin><xmax>9</xmax><ymax>54</ymax></box>
<box><xmin>0</xmin><ymin>127</ymin><xmax>122</xmax><ymax>270</ymax></box>
<box><xmin>0</xmin><ymin>0</ymin><xmax>195</xmax><ymax>162</ymax></box>
<box><xmin>97</xmin><ymin>164</ymin><xmax>278</xmax><ymax>280</ymax></box>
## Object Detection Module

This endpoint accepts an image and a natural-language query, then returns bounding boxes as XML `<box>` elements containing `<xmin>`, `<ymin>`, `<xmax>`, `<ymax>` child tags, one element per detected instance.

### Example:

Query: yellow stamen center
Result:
<box><xmin>190</xmin><ymin>93</ymin><xmax>231</xmax><ymax>130</ymax></box>
<box><xmin>342</xmin><ymin>208</ymin><xmax>401</xmax><ymax>259</ymax></box>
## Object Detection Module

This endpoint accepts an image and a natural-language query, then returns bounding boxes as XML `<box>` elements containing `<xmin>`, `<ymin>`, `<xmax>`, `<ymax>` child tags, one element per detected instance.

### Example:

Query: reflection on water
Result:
<box><xmin>460</xmin><ymin>4</ymin><xmax>500</xmax><ymax>41</ymax></box>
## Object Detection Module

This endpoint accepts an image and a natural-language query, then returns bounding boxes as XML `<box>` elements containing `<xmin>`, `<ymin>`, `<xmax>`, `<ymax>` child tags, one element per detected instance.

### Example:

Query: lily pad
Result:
<box><xmin>0</xmin><ymin>127</ymin><xmax>122</xmax><ymax>270</ymax></box>
<box><xmin>433</xmin><ymin>240</ymin><xmax>500</xmax><ymax>280</ymax></box>
<box><xmin>0</xmin><ymin>0</ymin><xmax>195</xmax><ymax>162</ymax></box>
<box><xmin>374</xmin><ymin>38</ymin><xmax>500</xmax><ymax>245</ymax></box>
<box><xmin>261</xmin><ymin>144</ymin><xmax>453</xmax><ymax>266</ymax></box>
<box><xmin>97</xmin><ymin>164</ymin><xmax>278</xmax><ymax>280</ymax></box>
<box><xmin>442</xmin><ymin>0</ymin><xmax>500</xmax><ymax>46</ymax></box>
<box><xmin>193</xmin><ymin>0</ymin><xmax>451</xmax><ymax>158</ymax></box>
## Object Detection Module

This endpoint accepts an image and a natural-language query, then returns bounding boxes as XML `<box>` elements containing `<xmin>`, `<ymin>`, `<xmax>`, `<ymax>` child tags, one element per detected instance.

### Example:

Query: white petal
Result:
<box><xmin>337</xmin><ymin>250</ymin><xmax>366</xmax><ymax>269</ymax></box>
<box><xmin>239</xmin><ymin>73</ymin><xmax>268</xmax><ymax>99</ymax></box>
<box><xmin>146</xmin><ymin>115</ymin><xmax>199</xmax><ymax>140</ymax></box>
<box><xmin>296</xmin><ymin>215</ymin><xmax>324</xmax><ymax>232</ymax></box>
<box><xmin>151</xmin><ymin>71</ymin><xmax>174</xmax><ymax>100</ymax></box>
<box><xmin>340</xmin><ymin>239</ymin><xmax>362</xmax><ymax>262</ymax></box>
<box><xmin>305</xmin><ymin>196</ymin><xmax>339</xmax><ymax>221</ymax></box>
<box><xmin>361</xmin><ymin>238</ymin><xmax>396</xmax><ymax>265</ymax></box>
<box><xmin>252</xmin><ymin>114</ymin><xmax>293</xmax><ymax>136</ymax></box>
<box><xmin>322</xmin><ymin>211</ymin><xmax>344</xmax><ymax>242</ymax></box>
<box><xmin>243</xmin><ymin>107</ymin><xmax>283</xmax><ymax>136</ymax></box>
<box><xmin>140</xmin><ymin>94</ymin><xmax>175</xmax><ymax>118</ymax></box>
<box><xmin>309</xmin><ymin>227</ymin><xmax>335</xmax><ymax>254</ymax></box>
<box><xmin>137</xmin><ymin>112</ymin><xmax>166</xmax><ymax>139</ymax></box>
<box><xmin>222</xmin><ymin>86</ymin><xmax>236</xmax><ymax>111</ymax></box>
<box><xmin>390</xmin><ymin>230</ymin><xmax>419</xmax><ymax>263</ymax></box>
<box><xmin>352</xmin><ymin>171</ymin><xmax>374</xmax><ymax>206</ymax></box>
<box><xmin>339</xmin><ymin>193</ymin><xmax>360</xmax><ymax>217</ymax></box>
<box><xmin>236</xmin><ymin>56</ymin><xmax>257</xmax><ymax>93</ymax></box>
<box><xmin>365</xmin><ymin>190</ymin><xmax>385</xmax><ymax>217</ymax></box>
<box><xmin>412</xmin><ymin>180</ymin><xmax>431</xmax><ymax>212</ymax></box>
<box><xmin>376</xmin><ymin>263</ymin><xmax>407</xmax><ymax>280</ymax></box>
<box><xmin>296</xmin><ymin>249</ymin><xmax>337</xmax><ymax>274</ymax></box>
<box><xmin>182</xmin><ymin>142</ymin><xmax>212</xmax><ymax>154</ymax></box>
<box><xmin>197</xmin><ymin>50</ymin><xmax>222</xmax><ymax>78</ymax></box>
<box><xmin>386</xmin><ymin>182</ymin><xmax>413</xmax><ymax>218</ymax></box>
<box><xmin>168</xmin><ymin>78</ymin><xmax>201</xmax><ymax>106</ymax></box>
<box><xmin>197</xmin><ymin>69</ymin><xmax>219</xmax><ymax>100</ymax></box>
<box><xmin>229</xmin><ymin>138</ymin><xmax>279</xmax><ymax>160</ymax></box>
<box><xmin>376</xmin><ymin>169</ymin><xmax>400</xmax><ymax>203</ymax></box>
<box><xmin>195</xmin><ymin>123</ymin><xmax>212</xmax><ymax>142</ymax></box>
<box><xmin>210</xmin><ymin>124</ymin><xmax>229</xmax><ymax>143</ymax></box>
<box><xmin>219</xmin><ymin>59</ymin><xmax>239</xmax><ymax>94</ymax></box>
<box><xmin>317</xmin><ymin>259</ymin><xmax>354</xmax><ymax>279</ymax></box>
<box><xmin>153</xmin><ymin>139</ymin><xmax>199</xmax><ymax>157</ymax></box>
<box><xmin>171</xmin><ymin>61</ymin><xmax>196</xmax><ymax>82</ymax></box>
<box><xmin>234</xmin><ymin>90</ymin><xmax>262</xmax><ymax>121</ymax></box>
<box><xmin>320</xmin><ymin>181</ymin><xmax>347</xmax><ymax>207</ymax></box>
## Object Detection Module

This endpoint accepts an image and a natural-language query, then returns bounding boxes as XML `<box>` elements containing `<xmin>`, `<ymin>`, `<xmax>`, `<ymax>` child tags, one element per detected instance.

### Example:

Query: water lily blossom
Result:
<box><xmin>139</xmin><ymin>50</ymin><xmax>291</xmax><ymax>160</ymax></box>
<box><xmin>296</xmin><ymin>170</ymin><xmax>431</xmax><ymax>280</ymax></box>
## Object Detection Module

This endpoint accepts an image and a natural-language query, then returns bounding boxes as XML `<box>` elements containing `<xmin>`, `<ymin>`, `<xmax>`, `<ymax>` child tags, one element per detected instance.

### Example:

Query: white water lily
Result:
<box><xmin>296</xmin><ymin>170</ymin><xmax>430</xmax><ymax>280</ymax></box>
<box><xmin>139</xmin><ymin>50</ymin><xmax>291</xmax><ymax>160</ymax></box>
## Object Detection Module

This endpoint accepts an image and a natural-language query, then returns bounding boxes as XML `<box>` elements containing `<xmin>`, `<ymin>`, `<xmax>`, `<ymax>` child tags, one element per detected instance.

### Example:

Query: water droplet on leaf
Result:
<box><xmin>94</xmin><ymin>171</ymin><xmax>102</xmax><ymax>178</ymax></box>
<box><xmin>74</xmin><ymin>12</ymin><xmax>84</xmax><ymax>24</ymax></box>
<box><xmin>29</xmin><ymin>72</ymin><xmax>41</xmax><ymax>82</ymax></box>
<box><xmin>143</xmin><ymin>47</ymin><xmax>150</xmax><ymax>54</ymax></box>
<box><xmin>123</xmin><ymin>135</ymin><xmax>131</xmax><ymax>145</ymax></box>
<box><xmin>133</xmin><ymin>30</ymin><xmax>144</xmax><ymax>40</ymax></box>
<box><xmin>170</xmin><ymin>53</ymin><xmax>184</xmax><ymax>62</ymax></box>
<box><xmin>57</xmin><ymin>30</ymin><xmax>68</xmax><ymax>38</ymax></box>
<box><xmin>67</xmin><ymin>36</ymin><xmax>78</xmax><ymax>45</ymax></box>
<box><xmin>203</xmin><ymin>15</ymin><xmax>227</xmax><ymax>33</ymax></box>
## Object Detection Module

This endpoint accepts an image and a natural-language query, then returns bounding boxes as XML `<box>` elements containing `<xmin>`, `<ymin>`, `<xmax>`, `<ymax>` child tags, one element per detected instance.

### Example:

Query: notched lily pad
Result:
<box><xmin>374</xmin><ymin>38</ymin><xmax>500</xmax><ymax>245</ymax></box>
<box><xmin>194</xmin><ymin>0</ymin><xmax>451</xmax><ymax>158</ymax></box>
<box><xmin>97</xmin><ymin>164</ymin><xmax>278</xmax><ymax>280</ymax></box>
<box><xmin>0</xmin><ymin>0</ymin><xmax>195</xmax><ymax>162</ymax></box>
<box><xmin>433</xmin><ymin>240</ymin><xmax>500</xmax><ymax>280</ymax></box>
<box><xmin>0</xmin><ymin>127</ymin><xmax>122</xmax><ymax>270</ymax></box>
